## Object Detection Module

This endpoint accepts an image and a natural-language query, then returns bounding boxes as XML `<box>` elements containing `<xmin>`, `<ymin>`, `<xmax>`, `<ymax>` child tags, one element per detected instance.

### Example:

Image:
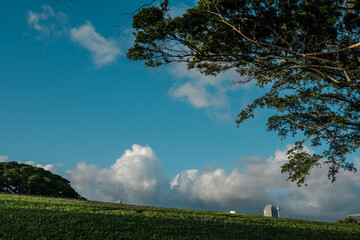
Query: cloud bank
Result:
<box><xmin>13</xmin><ymin>144</ymin><xmax>354</xmax><ymax>222</ymax></box>
<box><xmin>27</xmin><ymin>5</ymin><xmax>120</xmax><ymax>67</ymax></box>
<box><xmin>6</xmin><ymin>144</ymin><xmax>360</xmax><ymax>221</ymax></box>
<box><xmin>167</xmin><ymin>148</ymin><xmax>360</xmax><ymax>221</ymax></box>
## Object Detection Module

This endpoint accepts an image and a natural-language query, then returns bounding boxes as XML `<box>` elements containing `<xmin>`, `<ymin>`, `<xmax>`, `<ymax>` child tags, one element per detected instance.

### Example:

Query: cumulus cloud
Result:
<box><xmin>12</xmin><ymin>144</ymin><xmax>360</xmax><ymax>222</ymax></box>
<box><xmin>69</xmin><ymin>21</ymin><xmax>121</xmax><ymax>67</ymax></box>
<box><xmin>64</xmin><ymin>144</ymin><xmax>360</xmax><ymax>221</ymax></box>
<box><xmin>26</xmin><ymin>5</ymin><xmax>121</xmax><ymax>67</ymax></box>
<box><xmin>169</xmin><ymin>146</ymin><xmax>360</xmax><ymax>221</ymax></box>
<box><xmin>0</xmin><ymin>155</ymin><xmax>9</xmax><ymax>162</ymax></box>
<box><xmin>67</xmin><ymin>144</ymin><xmax>168</xmax><ymax>205</ymax></box>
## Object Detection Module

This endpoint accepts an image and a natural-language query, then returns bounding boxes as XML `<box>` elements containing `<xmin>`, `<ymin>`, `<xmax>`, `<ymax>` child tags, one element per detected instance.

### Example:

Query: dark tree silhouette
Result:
<box><xmin>0</xmin><ymin>161</ymin><xmax>83</xmax><ymax>199</ymax></box>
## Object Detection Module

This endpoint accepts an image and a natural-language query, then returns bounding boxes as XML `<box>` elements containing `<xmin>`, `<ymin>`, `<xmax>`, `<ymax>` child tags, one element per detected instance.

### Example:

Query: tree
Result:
<box><xmin>337</xmin><ymin>216</ymin><xmax>360</xmax><ymax>225</ymax></box>
<box><xmin>0</xmin><ymin>161</ymin><xmax>83</xmax><ymax>199</ymax></box>
<box><xmin>127</xmin><ymin>0</ymin><xmax>360</xmax><ymax>185</ymax></box>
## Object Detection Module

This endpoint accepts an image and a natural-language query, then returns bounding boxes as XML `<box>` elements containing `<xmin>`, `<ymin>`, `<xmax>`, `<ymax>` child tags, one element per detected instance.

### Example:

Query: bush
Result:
<box><xmin>337</xmin><ymin>216</ymin><xmax>360</xmax><ymax>225</ymax></box>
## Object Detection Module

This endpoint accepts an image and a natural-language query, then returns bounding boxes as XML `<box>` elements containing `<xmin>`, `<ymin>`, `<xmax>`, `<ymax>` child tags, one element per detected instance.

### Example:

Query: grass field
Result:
<box><xmin>0</xmin><ymin>193</ymin><xmax>359</xmax><ymax>239</ymax></box>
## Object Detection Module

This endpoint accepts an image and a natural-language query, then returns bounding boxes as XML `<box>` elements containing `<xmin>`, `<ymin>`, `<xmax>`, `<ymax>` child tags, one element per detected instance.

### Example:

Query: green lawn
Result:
<box><xmin>0</xmin><ymin>193</ymin><xmax>359</xmax><ymax>239</ymax></box>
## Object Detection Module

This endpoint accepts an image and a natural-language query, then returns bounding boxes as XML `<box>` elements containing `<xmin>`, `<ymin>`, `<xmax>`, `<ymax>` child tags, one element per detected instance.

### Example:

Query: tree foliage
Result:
<box><xmin>127</xmin><ymin>0</ymin><xmax>360</xmax><ymax>185</ymax></box>
<box><xmin>0</xmin><ymin>162</ymin><xmax>83</xmax><ymax>199</ymax></box>
<box><xmin>337</xmin><ymin>216</ymin><xmax>360</xmax><ymax>225</ymax></box>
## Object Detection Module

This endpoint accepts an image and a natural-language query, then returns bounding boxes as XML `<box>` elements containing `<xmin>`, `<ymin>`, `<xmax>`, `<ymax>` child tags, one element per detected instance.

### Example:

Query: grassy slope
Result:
<box><xmin>0</xmin><ymin>194</ymin><xmax>359</xmax><ymax>240</ymax></box>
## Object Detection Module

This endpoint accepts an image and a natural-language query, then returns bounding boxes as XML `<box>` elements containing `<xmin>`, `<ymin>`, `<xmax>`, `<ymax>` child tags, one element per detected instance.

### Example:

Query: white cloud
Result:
<box><xmin>67</xmin><ymin>144</ymin><xmax>168</xmax><ymax>205</ymax></box>
<box><xmin>69</xmin><ymin>21</ymin><xmax>121</xmax><ymax>67</ymax></box>
<box><xmin>0</xmin><ymin>156</ymin><xmax>62</xmax><ymax>174</ymax></box>
<box><xmin>171</xmin><ymin>82</ymin><xmax>225</xmax><ymax>109</ymax></box>
<box><xmin>170</xmin><ymin>64</ymin><xmax>231</xmax><ymax>108</ymax></box>
<box><xmin>13</xmin><ymin>144</ymin><xmax>360</xmax><ymax>222</ymax></box>
<box><xmin>169</xmin><ymin>146</ymin><xmax>360</xmax><ymax>221</ymax></box>
<box><xmin>26</xmin><ymin>5</ymin><xmax>68</xmax><ymax>39</ymax></box>
<box><xmin>168</xmin><ymin>64</ymin><xmax>252</xmax><ymax>121</ymax></box>
<box><xmin>25</xmin><ymin>161</ymin><xmax>63</xmax><ymax>174</ymax></box>
<box><xmin>67</xmin><ymin>144</ymin><xmax>360</xmax><ymax>221</ymax></box>
<box><xmin>26</xmin><ymin>5</ymin><xmax>120</xmax><ymax>67</ymax></box>
<box><xmin>0</xmin><ymin>155</ymin><xmax>8</xmax><ymax>162</ymax></box>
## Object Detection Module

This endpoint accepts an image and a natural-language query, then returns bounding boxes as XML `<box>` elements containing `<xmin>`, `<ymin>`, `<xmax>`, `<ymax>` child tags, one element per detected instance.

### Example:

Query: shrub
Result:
<box><xmin>337</xmin><ymin>216</ymin><xmax>360</xmax><ymax>225</ymax></box>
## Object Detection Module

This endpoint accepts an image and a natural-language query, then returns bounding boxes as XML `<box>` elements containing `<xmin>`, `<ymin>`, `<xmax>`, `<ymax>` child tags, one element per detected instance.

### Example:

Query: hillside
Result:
<box><xmin>0</xmin><ymin>194</ymin><xmax>359</xmax><ymax>239</ymax></box>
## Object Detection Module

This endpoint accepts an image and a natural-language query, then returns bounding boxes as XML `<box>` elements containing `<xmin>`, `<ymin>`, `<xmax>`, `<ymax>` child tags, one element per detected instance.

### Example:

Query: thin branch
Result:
<box><xmin>301</xmin><ymin>42</ymin><xmax>360</xmax><ymax>57</ymax></box>
<box><xmin>113</xmin><ymin>0</ymin><xmax>157</xmax><ymax>28</ymax></box>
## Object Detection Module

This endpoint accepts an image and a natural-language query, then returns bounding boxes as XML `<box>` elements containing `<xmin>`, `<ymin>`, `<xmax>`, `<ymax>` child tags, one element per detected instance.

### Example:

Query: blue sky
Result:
<box><xmin>1</xmin><ymin>0</ymin><xmax>360</xmax><ymax>222</ymax></box>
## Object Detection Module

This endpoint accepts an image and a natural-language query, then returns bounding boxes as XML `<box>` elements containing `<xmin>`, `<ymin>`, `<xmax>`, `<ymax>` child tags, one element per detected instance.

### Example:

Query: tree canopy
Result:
<box><xmin>0</xmin><ymin>161</ymin><xmax>83</xmax><ymax>199</ymax></box>
<box><xmin>127</xmin><ymin>0</ymin><xmax>360</xmax><ymax>185</ymax></box>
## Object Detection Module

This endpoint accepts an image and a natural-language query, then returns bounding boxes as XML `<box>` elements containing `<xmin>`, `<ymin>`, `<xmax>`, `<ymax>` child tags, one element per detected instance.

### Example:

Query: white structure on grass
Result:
<box><xmin>264</xmin><ymin>204</ymin><xmax>280</xmax><ymax>217</ymax></box>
